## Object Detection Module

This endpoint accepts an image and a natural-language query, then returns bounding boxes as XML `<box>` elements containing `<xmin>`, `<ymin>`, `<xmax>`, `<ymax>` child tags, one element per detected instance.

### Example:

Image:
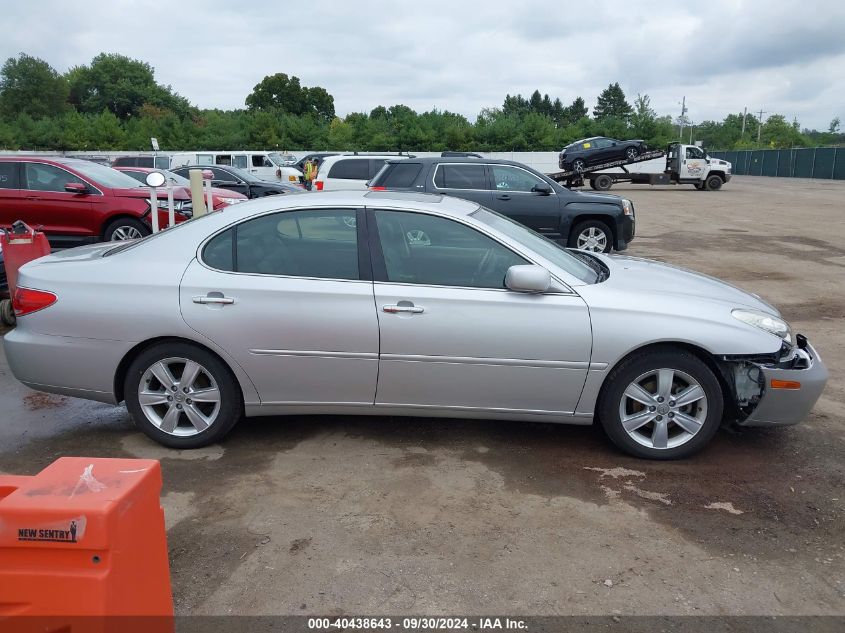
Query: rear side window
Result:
<box><xmin>433</xmin><ymin>164</ymin><xmax>487</xmax><ymax>190</ymax></box>
<box><xmin>203</xmin><ymin>229</ymin><xmax>234</xmax><ymax>271</ymax></box>
<box><xmin>0</xmin><ymin>162</ymin><xmax>20</xmax><ymax>188</ymax></box>
<box><xmin>376</xmin><ymin>162</ymin><xmax>422</xmax><ymax>188</ymax></box>
<box><xmin>328</xmin><ymin>159</ymin><xmax>369</xmax><ymax>180</ymax></box>
<box><xmin>233</xmin><ymin>155</ymin><xmax>248</xmax><ymax>169</ymax></box>
<box><xmin>154</xmin><ymin>156</ymin><xmax>170</xmax><ymax>170</ymax></box>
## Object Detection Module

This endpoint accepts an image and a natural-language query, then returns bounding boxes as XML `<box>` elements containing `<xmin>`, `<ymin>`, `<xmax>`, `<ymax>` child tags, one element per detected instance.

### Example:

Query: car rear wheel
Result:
<box><xmin>598</xmin><ymin>348</ymin><xmax>723</xmax><ymax>459</ymax></box>
<box><xmin>124</xmin><ymin>342</ymin><xmax>243</xmax><ymax>448</ymax></box>
<box><xmin>625</xmin><ymin>147</ymin><xmax>639</xmax><ymax>160</ymax></box>
<box><xmin>105</xmin><ymin>218</ymin><xmax>150</xmax><ymax>241</ymax></box>
<box><xmin>572</xmin><ymin>158</ymin><xmax>586</xmax><ymax>173</ymax></box>
<box><xmin>593</xmin><ymin>174</ymin><xmax>614</xmax><ymax>191</ymax></box>
<box><xmin>569</xmin><ymin>220</ymin><xmax>612</xmax><ymax>253</ymax></box>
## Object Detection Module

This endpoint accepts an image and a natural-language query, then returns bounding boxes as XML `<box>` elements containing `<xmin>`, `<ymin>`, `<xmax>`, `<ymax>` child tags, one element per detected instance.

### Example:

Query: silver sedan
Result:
<box><xmin>4</xmin><ymin>191</ymin><xmax>828</xmax><ymax>459</ymax></box>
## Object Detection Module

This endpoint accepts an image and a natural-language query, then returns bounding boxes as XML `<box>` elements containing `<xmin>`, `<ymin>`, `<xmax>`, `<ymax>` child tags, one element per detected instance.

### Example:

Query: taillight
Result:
<box><xmin>14</xmin><ymin>287</ymin><xmax>57</xmax><ymax>317</ymax></box>
<box><xmin>369</xmin><ymin>186</ymin><xmax>386</xmax><ymax>191</ymax></box>
<box><xmin>314</xmin><ymin>180</ymin><xmax>324</xmax><ymax>191</ymax></box>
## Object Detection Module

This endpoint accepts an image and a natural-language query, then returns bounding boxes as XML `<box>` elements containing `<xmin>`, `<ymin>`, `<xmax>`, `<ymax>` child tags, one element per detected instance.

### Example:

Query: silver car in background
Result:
<box><xmin>3</xmin><ymin>191</ymin><xmax>827</xmax><ymax>459</ymax></box>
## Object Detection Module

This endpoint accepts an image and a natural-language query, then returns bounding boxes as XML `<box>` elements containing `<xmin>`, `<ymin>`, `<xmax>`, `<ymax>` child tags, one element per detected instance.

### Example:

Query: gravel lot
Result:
<box><xmin>1</xmin><ymin>176</ymin><xmax>843</xmax><ymax>616</ymax></box>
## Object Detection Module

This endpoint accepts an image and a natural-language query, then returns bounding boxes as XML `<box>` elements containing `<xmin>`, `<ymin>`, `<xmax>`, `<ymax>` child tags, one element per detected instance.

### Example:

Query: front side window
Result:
<box><xmin>202</xmin><ymin>209</ymin><xmax>359</xmax><ymax>280</ymax></box>
<box><xmin>328</xmin><ymin>159</ymin><xmax>370</xmax><ymax>180</ymax></box>
<box><xmin>23</xmin><ymin>163</ymin><xmax>86</xmax><ymax>193</ymax></box>
<box><xmin>686</xmin><ymin>146</ymin><xmax>705</xmax><ymax>159</ymax></box>
<box><xmin>0</xmin><ymin>162</ymin><xmax>20</xmax><ymax>189</ymax></box>
<box><xmin>374</xmin><ymin>209</ymin><xmax>526</xmax><ymax>289</ymax></box>
<box><xmin>491</xmin><ymin>165</ymin><xmax>548</xmax><ymax>192</ymax></box>
<box><xmin>433</xmin><ymin>164</ymin><xmax>488</xmax><ymax>190</ymax></box>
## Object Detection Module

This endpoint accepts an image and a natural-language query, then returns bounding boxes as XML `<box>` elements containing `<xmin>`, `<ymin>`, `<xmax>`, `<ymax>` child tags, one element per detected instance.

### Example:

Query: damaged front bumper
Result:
<box><xmin>731</xmin><ymin>338</ymin><xmax>828</xmax><ymax>427</ymax></box>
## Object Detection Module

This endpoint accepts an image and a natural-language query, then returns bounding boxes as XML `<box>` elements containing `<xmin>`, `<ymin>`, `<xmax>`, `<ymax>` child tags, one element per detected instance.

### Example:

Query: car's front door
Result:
<box><xmin>430</xmin><ymin>163</ymin><xmax>493</xmax><ymax>207</ymax></box>
<box><xmin>681</xmin><ymin>146</ymin><xmax>707</xmax><ymax>180</ymax></box>
<box><xmin>0</xmin><ymin>162</ymin><xmax>24</xmax><ymax>229</ymax></box>
<box><xmin>20</xmin><ymin>162</ymin><xmax>95</xmax><ymax>238</ymax></box>
<box><xmin>369</xmin><ymin>207</ymin><xmax>592</xmax><ymax>416</ymax></box>
<box><xmin>180</xmin><ymin>207</ymin><xmax>379</xmax><ymax>406</ymax></box>
<box><xmin>488</xmin><ymin>165</ymin><xmax>563</xmax><ymax>238</ymax></box>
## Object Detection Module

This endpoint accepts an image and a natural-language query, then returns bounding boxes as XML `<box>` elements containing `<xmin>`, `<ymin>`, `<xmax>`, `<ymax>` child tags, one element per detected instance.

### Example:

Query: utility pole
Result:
<box><xmin>741</xmin><ymin>106</ymin><xmax>747</xmax><ymax>138</ymax></box>
<box><xmin>757</xmin><ymin>109</ymin><xmax>768</xmax><ymax>143</ymax></box>
<box><xmin>678</xmin><ymin>96</ymin><xmax>687</xmax><ymax>139</ymax></box>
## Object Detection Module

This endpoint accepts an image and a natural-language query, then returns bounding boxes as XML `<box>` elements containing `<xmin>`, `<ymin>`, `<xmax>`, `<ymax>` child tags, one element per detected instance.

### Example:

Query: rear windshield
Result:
<box><xmin>328</xmin><ymin>159</ymin><xmax>370</xmax><ymax>180</ymax></box>
<box><xmin>373</xmin><ymin>162</ymin><xmax>422</xmax><ymax>188</ymax></box>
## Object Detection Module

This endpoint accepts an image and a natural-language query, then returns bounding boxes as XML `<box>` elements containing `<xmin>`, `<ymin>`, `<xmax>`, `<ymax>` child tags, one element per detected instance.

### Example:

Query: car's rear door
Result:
<box><xmin>0</xmin><ymin>162</ymin><xmax>24</xmax><ymax>229</ymax></box>
<box><xmin>429</xmin><ymin>163</ymin><xmax>493</xmax><ymax>207</ymax></box>
<box><xmin>368</xmin><ymin>207</ymin><xmax>591</xmax><ymax>416</ymax></box>
<box><xmin>20</xmin><ymin>162</ymin><xmax>95</xmax><ymax>238</ymax></box>
<box><xmin>180</xmin><ymin>206</ymin><xmax>380</xmax><ymax>406</ymax></box>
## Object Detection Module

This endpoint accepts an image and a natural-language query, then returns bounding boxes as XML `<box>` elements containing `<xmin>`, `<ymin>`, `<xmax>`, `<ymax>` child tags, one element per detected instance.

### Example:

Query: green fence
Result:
<box><xmin>710</xmin><ymin>147</ymin><xmax>845</xmax><ymax>180</ymax></box>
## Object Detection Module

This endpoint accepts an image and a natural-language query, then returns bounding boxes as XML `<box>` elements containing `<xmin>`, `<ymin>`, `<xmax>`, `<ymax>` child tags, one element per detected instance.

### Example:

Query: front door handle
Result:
<box><xmin>193</xmin><ymin>295</ymin><xmax>235</xmax><ymax>305</ymax></box>
<box><xmin>497</xmin><ymin>194</ymin><xmax>511</xmax><ymax>201</ymax></box>
<box><xmin>383</xmin><ymin>304</ymin><xmax>424</xmax><ymax>314</ymax></box>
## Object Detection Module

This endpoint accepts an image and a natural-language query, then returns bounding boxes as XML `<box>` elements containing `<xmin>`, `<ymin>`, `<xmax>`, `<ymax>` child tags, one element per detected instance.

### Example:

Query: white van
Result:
<box><xmin>169</xmin><ymin>151</ymin><xmax>302</xmax><ymax>184</ymax></box>
<box><xmin>313</xmin><ymin>154</ymin><xmax>409</xmax><ymax>191</ymax></box>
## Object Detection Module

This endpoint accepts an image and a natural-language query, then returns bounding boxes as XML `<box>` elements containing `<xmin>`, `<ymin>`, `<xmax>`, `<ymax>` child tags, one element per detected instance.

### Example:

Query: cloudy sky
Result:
<box><xmin>3</xmin><ymin>0</ymin><xmax>844</xmax><ymax>129</ymax></box>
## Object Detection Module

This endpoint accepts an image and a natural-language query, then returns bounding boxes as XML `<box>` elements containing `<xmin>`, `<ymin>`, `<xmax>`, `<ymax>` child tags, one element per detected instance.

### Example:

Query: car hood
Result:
<box><xmin>595</xmin><ymin>254</ymin><xmax>779</xmax><ymax>314</ymax></box>
<box><xmin>566</xmin><ymin>190</ymin><xmax>623</xmax><ymax>205</ymax></box>
<box><xmin>112</xmin><ymin>187</ymin><xmax>191</xmax><ymax>200</ymax></box>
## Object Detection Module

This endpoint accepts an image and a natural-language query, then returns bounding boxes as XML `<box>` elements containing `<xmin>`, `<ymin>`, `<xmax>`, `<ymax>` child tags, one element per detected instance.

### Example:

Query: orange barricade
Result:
<box><xmin>0</xmin><ymin>221</ymin><xmax>52</xmax><ymax>299</ymax></box>
<box><xmin>0</xmin><ymin>457</ymin><xmax>173</xmax><ymax>632</ymax></box>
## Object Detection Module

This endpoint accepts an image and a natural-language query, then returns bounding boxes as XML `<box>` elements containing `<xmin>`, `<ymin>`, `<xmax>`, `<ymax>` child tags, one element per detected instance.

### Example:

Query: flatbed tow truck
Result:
<box><xmin>547</xmin><ymin>143</ymin><xmax>732</xmax><ymax>191</ymax></box>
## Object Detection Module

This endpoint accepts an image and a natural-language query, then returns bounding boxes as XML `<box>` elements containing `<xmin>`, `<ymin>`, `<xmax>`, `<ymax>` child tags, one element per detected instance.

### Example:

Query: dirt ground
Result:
<box><xmin>0</xmin><ymin>176</ymin><xmax>843</xmax><ymax>616</ymax></box>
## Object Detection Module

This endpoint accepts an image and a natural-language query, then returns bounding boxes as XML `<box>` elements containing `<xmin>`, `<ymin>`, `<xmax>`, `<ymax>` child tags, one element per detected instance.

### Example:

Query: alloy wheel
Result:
<box><xmin>111</xmin><ymin>226</ymin><xmax>144</xmax><ymax>240</ymax></box>
<box><xmin>626</xmin><ymin>147</ymin><xmax>638</xmax><ymax>160</ymax></box>
<box><xmin>576</xmin><ymin>227</ymin><xmax>608</xmax><ymax>252</ymax></box>
<box><xmin>138</xmin><ymin>357</ymin><xmax>221</xmax><ymax>437</ymax></box>
<box><xmin>618</xmin><ymin>368</ymin><xmax>708</xmax><ymax>450</ymax></box>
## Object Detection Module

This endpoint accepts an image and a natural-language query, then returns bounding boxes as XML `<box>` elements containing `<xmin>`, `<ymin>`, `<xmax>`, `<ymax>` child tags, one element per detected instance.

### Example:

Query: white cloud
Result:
<box><xmin>1</xmin><ymin>0</ymin><xmax>843</xmax><ymax>129</ymax></box>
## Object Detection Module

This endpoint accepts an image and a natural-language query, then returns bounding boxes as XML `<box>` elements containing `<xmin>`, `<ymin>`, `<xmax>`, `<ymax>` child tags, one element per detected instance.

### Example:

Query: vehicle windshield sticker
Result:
<box><xmin>16</xmin><ymin>515</ymin><xmax>87</xmax><ymax>543</ymax></box>
<box><xmin>582</xmin><ymin>143</ymin><xmax>591</xmax><ymax>149</ymax></box>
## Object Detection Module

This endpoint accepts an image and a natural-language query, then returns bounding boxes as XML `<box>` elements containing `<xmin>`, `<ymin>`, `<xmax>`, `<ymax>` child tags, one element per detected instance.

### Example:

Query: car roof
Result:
<box><xmin>383</xmin><ymin>156</ymin><xmax>537</xmax><ymax>169</ymax></box>
<box><xmin>0</xmin><ymin>155</ymin><xmax>90</xmax><ymax>165</ymax></box>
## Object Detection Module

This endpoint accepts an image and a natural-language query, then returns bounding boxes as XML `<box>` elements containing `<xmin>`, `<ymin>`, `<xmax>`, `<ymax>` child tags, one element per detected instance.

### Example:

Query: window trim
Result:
<box><xmin>197</xmin><ymin>206</ymin><xmax>371</xmax><ymax>282</ymax></box>
<box><xmin>431</xmin><ymin>162</ymin><xmax>491</xmax><ymax>192</ymax></box>
<box><xmin>19</xmin><ymin>160</ymin><xmax>104</xmax><ymax>196</ymax></box>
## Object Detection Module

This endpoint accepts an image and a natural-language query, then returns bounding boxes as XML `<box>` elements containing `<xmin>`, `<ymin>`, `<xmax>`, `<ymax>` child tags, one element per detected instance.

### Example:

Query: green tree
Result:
<box><xmin>829</xmin><ymin>117</ymin><xmax>840</xmax><ymax>134</ymax></box>
<box><xmin>593</xmin><ymin>83</ymin><xmax>632</xmax><ymax>121</ymax></box>
<box><xmin>562</xmin><ymin>97</ymin><xmax>588</xmax><ymax>126</ymax></box>
<box><xmin>0</xmin><ymin>53</ymin><xmax>68</xmax><ymax>119</ymax></box>
<box><xmin>629</xmin><ymin>94</ymin><xmax>657</xmax><ymax>141</ymax></box>
<box><xmin>245</xmin><ymin>73</ymin><xmax>335</xmax><ymax>121</ymax></box>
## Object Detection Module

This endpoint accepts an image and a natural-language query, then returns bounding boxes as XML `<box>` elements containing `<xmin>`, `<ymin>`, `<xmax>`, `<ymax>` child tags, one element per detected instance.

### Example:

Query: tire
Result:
<box><xmin>569</xmin><ymin>220</ymin><xmax>613</xmax><ymax>253</ymax></box>
<box><xmin>593</xmin><ymin>174</ymin><xmax>614</xmax><ymax>191</ymax></box>
<box><xmin>0</xmin><ymin>299</ymin><xmax>15</xmax><ymax>326</ymax></box>
<box><xmin>104</xmin><ymin>217</ymin><xmax>150</xmax><ymax>241</ymax></box>
<box><xmin>597</xmin><ymin>348</ymin><xmax>723</xmax><ymax>460</ymax></box>
<box><xmin>124</xmin><ymin>342</ymin><xmax>243</xmax><ymax>449</ymax></box>
<box><xmin>572</xmin><ymin>159</ymin><xmax>586</xmax><ymax>173</ymax></box>
<box><xmin>625</xmin><ymin>146</ymin><xmax>639</xmax><ymax>161</ymax></box>
<box><xmin>588</xmin><ymin>179</ymin><xmax>598</xmax><ymax>190</ymax></box>
<box><xmin>704</xmin><ymin>175</ymin><xmax>723</xmax><ymax>191</ymax></box>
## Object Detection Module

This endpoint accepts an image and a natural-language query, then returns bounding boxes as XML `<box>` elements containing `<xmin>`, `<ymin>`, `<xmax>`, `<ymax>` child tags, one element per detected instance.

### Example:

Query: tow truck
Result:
<box><xmin>547</xmin><ymin>143</ymin><xmax>732</xmax><ymax>191</ymax></box>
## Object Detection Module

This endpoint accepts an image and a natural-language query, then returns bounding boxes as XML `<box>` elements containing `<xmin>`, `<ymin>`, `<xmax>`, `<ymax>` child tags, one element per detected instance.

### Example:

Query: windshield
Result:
<box><xmin>163</xmin><ymin>170</ymin><xmax>190</xmax><ymax>186</ymax></box>
<box><xmin>228</xmin><ymin>166</ymin><xmax>261</xmax><ymax>183</ymax></box>
<box><xmin>73</xmin><ymin>161</ymin><xmax>148</xmax><ymax>189</ymax></box>
<box><xmin>472</xmin><ymin>208</ymin><xmax>599</xmax><ymax>284</ymax></box>
<box><xmin>268</xmin><ymin>153</ymin><xmax>286</xmax><ymax>166</ymax></box>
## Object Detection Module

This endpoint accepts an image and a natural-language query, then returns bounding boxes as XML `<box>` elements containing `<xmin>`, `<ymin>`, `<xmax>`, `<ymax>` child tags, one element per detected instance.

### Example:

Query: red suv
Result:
<box><xmin>0</xmin><ymin>156</ymin><xmax>193</xmax><ymax>244</ymax></box>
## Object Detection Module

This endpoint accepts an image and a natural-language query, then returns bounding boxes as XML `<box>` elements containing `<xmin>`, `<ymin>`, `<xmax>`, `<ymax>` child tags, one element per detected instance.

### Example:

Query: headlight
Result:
<box><xmin>219</xmin><ymin>197</ymin><xmax>243</xmax><ymax>205</ymax></box>
<box><xmin>732</xmin><ymin>309</ymin><xmax>792</xmax><ymax>343</ymax></box>
<box><xmin>156</xmin><ymin>200</ymin><xmax>185</xmax><ymax>211</ymax></box>
<box><xmin>621</xmin><ymin>199</ymin><xmax>634</xmax><ymax>216</ymax></box>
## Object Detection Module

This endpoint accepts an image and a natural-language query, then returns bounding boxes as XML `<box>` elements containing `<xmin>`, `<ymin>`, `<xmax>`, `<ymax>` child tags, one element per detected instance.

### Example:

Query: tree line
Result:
<box><xmin>0</xmin><ymin>52</ymin><xmax>842</xmax><ymax>153</ymax></box>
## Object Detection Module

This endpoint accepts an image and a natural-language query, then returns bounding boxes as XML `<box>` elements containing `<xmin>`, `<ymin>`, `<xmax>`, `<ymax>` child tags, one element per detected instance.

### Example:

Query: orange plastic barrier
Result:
<box><xmin>0</xmin><ymin>457</ymin><xmax>173</xmax><ymax>629</ymax></box>
<box><xmin>0</xmin><ymin>221</ymin><xmax>51</xmax><ymax>298</ymax></box>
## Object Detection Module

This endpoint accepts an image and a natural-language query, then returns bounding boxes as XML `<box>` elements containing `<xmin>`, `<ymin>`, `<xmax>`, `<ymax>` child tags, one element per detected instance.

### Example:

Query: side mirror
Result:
<box><xmin>145</xmin><ymin>171</ymin><xmax>166</xmax><ymax>188</ymax></box>
<box><xmin>64</xmin><ymin>182</ymin><xmax>88</xmax><ymax>194</ymax></box>
<box><xmin>531</xmin><ymin>184</ymin><xmax>552</xmax><ymax>195</ymax></box>
<box><xmin>505</xmin><ymin>265</ymin><xmax>551</xmax><ymax>294</ymax></box>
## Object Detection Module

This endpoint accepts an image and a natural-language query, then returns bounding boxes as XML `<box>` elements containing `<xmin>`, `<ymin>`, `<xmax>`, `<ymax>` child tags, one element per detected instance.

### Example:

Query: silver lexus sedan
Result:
<box><xmin>4</xmin><ymin>191</ymin><xmax>827</xmax><ymax>459</ymax></box>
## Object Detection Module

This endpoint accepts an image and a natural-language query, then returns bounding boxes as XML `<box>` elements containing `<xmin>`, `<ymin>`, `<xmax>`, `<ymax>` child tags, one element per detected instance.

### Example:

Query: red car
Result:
<box><xmin>114</xmin><ymin>167</ymin><xmax>247</xmax><ymax>210</ymax></box>
<box><xmin>0</xmin><ymin>156</ymin><xmax>194</xmax><ymax>244</ymax></box>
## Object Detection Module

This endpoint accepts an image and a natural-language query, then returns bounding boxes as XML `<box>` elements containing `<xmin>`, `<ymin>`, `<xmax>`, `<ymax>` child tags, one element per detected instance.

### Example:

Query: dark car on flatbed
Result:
<box><xmin>369</xmin><ymin>157</ymin><xmax>635</xmax><ymax>253</ymax></box>
<box><xmin>559</xmin><ymin>137</ymin><xmax>647</xmax><ymax>172</ymax></box>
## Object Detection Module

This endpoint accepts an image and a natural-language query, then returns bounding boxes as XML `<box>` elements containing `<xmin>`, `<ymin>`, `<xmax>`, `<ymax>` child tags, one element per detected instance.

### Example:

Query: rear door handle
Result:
<box><xmin>383</xmin><ymin>304</ymin><xmax>424</xmax><ymax>314</ymax></box>
<box><xmin>193</xmin><ymin>295</ymin><xmax>235</xmax><ymax>305</ymax></box>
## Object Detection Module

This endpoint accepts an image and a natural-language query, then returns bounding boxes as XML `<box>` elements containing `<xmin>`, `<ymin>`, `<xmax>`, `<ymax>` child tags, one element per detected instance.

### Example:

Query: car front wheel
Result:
<box><xmin>569</xmin><ymin>220</ymin><xmax>613</xmax><ymax>253</ymax></box>
<box><xmin>105</xmin><ymin>218</ymin><xmax>150</xmax><ymax>241</ymax></box>
<box><xmin>124</xmin><ymin>342</ymin><xmax>243</xmax><ymax>448</ymax></box>
<box><xmin>625</xmin><ymin>147</ymin><xmax>639</xmax><ymax>160</ymax></box>
<box><xmin>598</xmin><ymin>348</ymin><xmax>723</xmax><ymax>459</ymax></box>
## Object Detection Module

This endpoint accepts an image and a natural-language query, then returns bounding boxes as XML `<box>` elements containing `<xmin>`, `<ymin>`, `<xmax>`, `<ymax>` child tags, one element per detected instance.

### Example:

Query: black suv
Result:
<box><xmin>171</xmin><ymin>165</ymin><xmax>302</xmax><ymax>198</ymax></box>
<box><xmin>369</xmin><ymin>158</ymin><xmax>635</xmax><ymax>252</ymax></box>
